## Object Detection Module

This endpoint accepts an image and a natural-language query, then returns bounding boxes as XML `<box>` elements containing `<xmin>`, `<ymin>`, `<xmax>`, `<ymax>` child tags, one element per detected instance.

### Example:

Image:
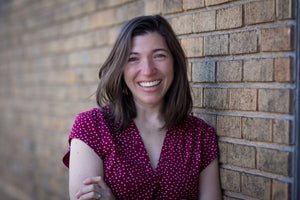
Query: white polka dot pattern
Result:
<box><xmin>63</xmin><ymin>108</ymin><xmax>218</xmax><ymax>200</ymax></box>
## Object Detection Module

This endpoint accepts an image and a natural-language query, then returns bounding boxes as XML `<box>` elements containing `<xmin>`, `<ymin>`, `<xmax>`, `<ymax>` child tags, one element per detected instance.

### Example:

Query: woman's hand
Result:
<box><xmin>75</xmin><ymin>176</ymin><xmax>115</xmax><ymax>200</ymax></box>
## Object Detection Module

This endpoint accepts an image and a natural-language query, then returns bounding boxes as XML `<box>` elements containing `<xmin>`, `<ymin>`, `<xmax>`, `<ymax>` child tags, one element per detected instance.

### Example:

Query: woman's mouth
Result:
<box><xmin>138</xmin><ymin>80</ymin><xmax>161</xmax><ymax>88</ymax></box>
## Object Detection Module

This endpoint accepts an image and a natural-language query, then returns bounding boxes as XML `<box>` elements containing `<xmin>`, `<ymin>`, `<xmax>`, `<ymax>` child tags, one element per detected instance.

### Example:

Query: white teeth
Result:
<box><xmin>139</xmin><ymin>80</ymin><xmax>161</xmax><ymax>87</ymax></box>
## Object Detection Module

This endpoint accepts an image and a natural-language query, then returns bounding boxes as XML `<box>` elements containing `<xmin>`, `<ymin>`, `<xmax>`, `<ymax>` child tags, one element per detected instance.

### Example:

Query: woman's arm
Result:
<box><xmin>69</xmin><ymin>139</ymin><xmax>114</xmax><ymax>200</ymax></box>
<box><xmin>198</xmin><ymin>158</ymin><xmax>222</xmax><ymax>200</ymax></box>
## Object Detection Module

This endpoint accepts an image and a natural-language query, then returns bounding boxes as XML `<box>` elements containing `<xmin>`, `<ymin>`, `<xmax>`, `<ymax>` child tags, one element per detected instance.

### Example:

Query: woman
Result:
<box><xmin>63</xmin><ymin>15</ymin><xmax>222</xmax><ymax>200</ymax></box>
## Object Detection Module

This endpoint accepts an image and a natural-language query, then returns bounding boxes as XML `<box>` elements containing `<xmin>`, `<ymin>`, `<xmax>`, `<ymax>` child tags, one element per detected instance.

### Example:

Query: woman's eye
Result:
<box><xmin>155</xmin><ymin>54</ymin><xmax>166</xmax><ymax>59</ymax></box>
<box><xmin>128</xmin><ymin>57</ymin><xmax>138</xmax><ymax>62</ymax></box>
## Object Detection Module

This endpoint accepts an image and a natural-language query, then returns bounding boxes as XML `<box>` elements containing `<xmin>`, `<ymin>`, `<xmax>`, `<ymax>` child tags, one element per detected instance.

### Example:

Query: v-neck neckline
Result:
<box><xmin>131</xmin><ymin>120</ymin><xmax>170</xmax><ymax>173</ymax></box>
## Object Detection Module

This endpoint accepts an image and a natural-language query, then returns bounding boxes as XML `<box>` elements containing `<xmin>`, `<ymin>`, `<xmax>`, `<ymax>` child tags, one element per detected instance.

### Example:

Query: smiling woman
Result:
<box><xmin>63</xmin><ymin>15</ymin><xmax>221</xmax><ymax>200</ymax></box>
<box><xmin>96</xmin><ymin>15</ymin><xmax>192</xmax><ymax>132</ymax></box>
<box><xmin>123</xmin><ymin>32</ymin><xmax>174</xmax><ymax>109</ymax></box>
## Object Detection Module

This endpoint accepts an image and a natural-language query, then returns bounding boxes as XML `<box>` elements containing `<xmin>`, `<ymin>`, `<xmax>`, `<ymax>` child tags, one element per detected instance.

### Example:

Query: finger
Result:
<box><xmin>82</xmin><ymin>176</ymin><xmax>101</xmax><ymax>184</ymax></box>
<box><xmin>80</xmin><ymin>184</ymin><xmax>100</xmax><ymax>194</ymax></box>
<box><xmin>83</xmin><ymin>176</ymin><xmax>108</xmax><ymax>189</ymax></box>
<box><xmin>78</xmin><ymin>191</ymin><xmax>101</xmax><ymax>200</ymax></box>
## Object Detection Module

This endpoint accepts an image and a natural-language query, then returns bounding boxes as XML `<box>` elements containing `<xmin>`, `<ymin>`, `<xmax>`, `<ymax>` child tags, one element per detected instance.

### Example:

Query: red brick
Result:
<box><xmin>272</xmin><ymin>180</ymin><xmax>291</xmax><ymax>200</ymax></box>
<box><xmin>217</xmin><ymin>60</ymin><xmax>242</xmax><ymax>82</ymax></box>
<box><xmin>227</xmin><ymin>143</ymin><xmax>256</xmax><ymax>168</ymax></box>
<box><xmin>145</xmin><ymin>0</ymin><xmax>163</xmax><ymax>15</ymax></box>
<box><xmin>68</xmin><ymin>1</ymin><xmax>85</xmax><ymax>18</ymax></box>
<box><xmin>258</xmin><ymin>89</ymin><xmax>291</xmax><ymax>113</ymax></box>
<box><xmin>88</xmin><ymin>10</ymin><xmax>116</xmax><ymax>29</ymax></box>
<box><xmin>274</xmin><ymin>57</ymin><xmax>292</xmax><ymax>82</ymax></box>
<box><xmin>191</xmin><ymin>87</ymin><xmax>203</xmax><ymax>107</ymax></box>
<box><xmin>89</xmin><ymin>48</ymin><xmax>111</xmax><ymax>65</ymax></box>
<box><xmin>45</xmin><ymin>70</ymin><xmax>76</xmax><ymax>85</ymax></box>
<box><xmin>273</xmin><ymin>120</ymin><xmax>291</xmax><ymax>144</ymax></box>
<box><xmin>181</xmin><ymin>37</ymin><xmax>203</xmax><ymax>57</ymax></box>
<box><xmin>257</xmin><ymin>148</ymin><xmax>291</xmax><ymax>176</ymax></box>
<box><xmin>216</xmin><ymin>6</ymin><xmax>242</xmax><ymax>30</ymax></box>
<box><xmin>108</xmin><ymin>27</ymin><xmax>121</xmax><ymax>45</ymax></box>
<box><xmin>244</xmin><ymin>0</ymin><xmax>275</xmax><ymax>25</ymax></box>
<box><xmin>220</xmin><ymin>168</ymin><xmax>240</xmax><ymax>192</ymax></box>
<box><xmin>183</xmin><ymin>0</ymin><xmax>205</xmax><ymax>10</ymax></box>
<box><xmin>204</xmin><ymin>88</ymin><xmax>229</xmax><ymax>109</ymax></box>
<box><xmin>230</xmin><ymin>31</ymin><xmax>257</xmax><ymax>54</ymax></box>
<box><xmin>98</xmin><ymin>0</ymin><xmax>122</xmax><ymax>8</ymax></box>
<box><xmin>163</xmin><ymin>0</ymin><xmax>182</xmax><ymax>14</ymax></box>
<box><xmin>68</xmin><ymin>51</ymin><xmax>87</xmax><ymax>66</ymax></box>
<box><xmin>260</xmin><ymin>26</ymin><xmax>294</xmax><ymax>52</ymax></box>
<box><xmin>74</xmin><ymin>33</ymin><xmax>93</xmax><ymax>49</ymax></box>
<box><xmin>244</xmin><ymin>58</ymin><xmax>274</xmax><ymax>82</ymax></box>
<box><xmin>81</xmin><ymin>68</ymin><xmax>99</xmax><ymax>84</ymax></box>
<box><xmin>63</xmin><ymin>37</ymin><xmax>76</xmax><ymax>52</ymax></box>
<box><xmin>205</xmin><ymin>0</ymin><xmax>230</xmax><ymax>6</ymax></box>
<box><xmin>54</xmin><ymin>6</ymin><xmax>68</xmax><ymax>21</ymax></box>
<box><xmin>276</xmin><ymin>0</ymin><xmax>293</xmax><ymax>19</ymax></box>
<box><xmin>242</xmin><ymin>117</ymin><xmax>272</xmax><ymax>142</ymax></box>
<box><xmin>241</xmin><ymin>174</ymin><xmax>271</xmax><ymax>200</ymax></box>
<box><xmin>193</xmin><ymin>11</ymin><xmax>216</xmax><ymax>33</ymax></box>
<box><xmin>127</xmin><ymin>2</ymin><xmax>145</xmax><ymax>20</ymax></box>
<box><xmin>217</xmin><ymin>115</ymin><xmax>241</xmax><ymax>138</ymax></box>
<box><xmin>192</xmin><ymin>62</ymin><xmax>215</xmax><ymax>82</ymax></box>
<box><xmin>229</xmin><ymin>89</ymin><xmax>257</xmax><ymax>111</ymax></box>
<box><xmin>83</xmin><ymin>0</ymin><xmax>97</xmax><ymax>13</ymax></box>
<box><xmin>116</xmin><ymin>2</ymin><xmax>144</xmax><ymax>24</ymax></box>
<box><xmin>204</xmin><ymin>34</ymin><xmax>229</xmax><ymax>55</ymax></box>
<box><xmin>93</xmin><ymin>30</ymin><xmax>110</xmax><ymax>47</ymax></box>
<box><xmin>170</xmin><ymin>14</ymin><xmax>193</xmax><ymax>35</ymax></box>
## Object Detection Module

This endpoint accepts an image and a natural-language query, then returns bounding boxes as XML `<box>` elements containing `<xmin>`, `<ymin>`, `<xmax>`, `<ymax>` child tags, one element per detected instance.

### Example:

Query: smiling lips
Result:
<box><xmin>138</xmin><ymin>80</ymin><xmax>161</xmax><ymax>88</ymax></box>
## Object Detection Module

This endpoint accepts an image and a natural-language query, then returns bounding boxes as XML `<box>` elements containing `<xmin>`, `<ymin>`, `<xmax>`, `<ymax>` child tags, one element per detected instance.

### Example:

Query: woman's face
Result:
<box><xmin>123</xmin><ymin>32</ymin><xmax>174</xmax><ymax>108</ymax></box>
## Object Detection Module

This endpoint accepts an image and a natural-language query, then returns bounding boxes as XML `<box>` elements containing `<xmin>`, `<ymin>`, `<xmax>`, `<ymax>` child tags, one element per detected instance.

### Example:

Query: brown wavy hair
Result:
<box><xmin>96</xmin><ymin>15</ymin><xmax>192</xmax><ymax>131</ymax></box>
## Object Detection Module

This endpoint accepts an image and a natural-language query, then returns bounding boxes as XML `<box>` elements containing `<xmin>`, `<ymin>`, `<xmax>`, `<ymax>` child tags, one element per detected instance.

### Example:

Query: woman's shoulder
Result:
<box><xmin>77</xmin><ymin>107</ymin><xmax>101</xmax><ymax>120</ymax></box>
<box><xmin>183</xmin><ymin>115</ymin><xmax>217</xmax><ymax>144</ymax></box>
<box><xmin>71</xmin><ymin>107</ymin><xmax>119</xmax><ymax>136</ymax></box>
<box><xmin>78</xmin><ymin>107</ymin><xmax>101</xmax><ymax>115</ymax></box>
<box><xmin>75</xmin><ymin>107</ymin><xmax>113</xmax><ymax>125</ymax></box>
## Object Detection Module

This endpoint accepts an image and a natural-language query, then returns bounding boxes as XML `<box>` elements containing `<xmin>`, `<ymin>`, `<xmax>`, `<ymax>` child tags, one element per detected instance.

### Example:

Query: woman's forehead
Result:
<box><xmin>130</xmin><ymin>32</ymin><xmax>169</xmax><ymax>52</ymax></box>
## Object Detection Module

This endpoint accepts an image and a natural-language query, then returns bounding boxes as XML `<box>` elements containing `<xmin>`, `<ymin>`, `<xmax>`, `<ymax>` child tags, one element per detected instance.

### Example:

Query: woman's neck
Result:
<box><xmin>134</xmin><ymin>102</ymin><xmax>165</xmax><ymax>130</ymax></box>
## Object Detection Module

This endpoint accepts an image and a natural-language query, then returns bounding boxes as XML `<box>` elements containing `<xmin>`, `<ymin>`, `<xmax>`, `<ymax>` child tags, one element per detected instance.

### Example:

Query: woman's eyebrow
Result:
<box><xmin>153</xmin><ymin>48</ymin><xmax>168</xmax><ymax>53</ymax></box>
<box><xmin>129</xmin><ymin>48</ymin><xmax>169</xmax><ymax>55</ymax></box>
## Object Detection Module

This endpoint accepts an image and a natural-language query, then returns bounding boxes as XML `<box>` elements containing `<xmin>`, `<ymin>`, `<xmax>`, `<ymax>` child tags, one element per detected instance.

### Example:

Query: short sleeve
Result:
<box><xmin>197</xmin><ymin>119</ymin><xmax>219</xmax><ymax>171</ymax></box>
<box><xmin>62</xmin><ymin>109</ymin><xmax>108</xmax><ymax>168</ymax></box>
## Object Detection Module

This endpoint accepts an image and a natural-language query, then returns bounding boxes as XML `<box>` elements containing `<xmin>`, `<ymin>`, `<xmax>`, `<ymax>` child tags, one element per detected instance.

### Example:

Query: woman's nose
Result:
<box><xmin>140</xmin><ymin>58</ymin><xmax>156</xmax><ymax>75</ymax></box>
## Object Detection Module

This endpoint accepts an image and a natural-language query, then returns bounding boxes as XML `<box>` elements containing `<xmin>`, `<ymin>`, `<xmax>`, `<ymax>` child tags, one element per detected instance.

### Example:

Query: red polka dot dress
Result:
<box><xmin>63</xmin><ymin>108</ymin><xmax>218</xmax><ymax>200</ymax></box>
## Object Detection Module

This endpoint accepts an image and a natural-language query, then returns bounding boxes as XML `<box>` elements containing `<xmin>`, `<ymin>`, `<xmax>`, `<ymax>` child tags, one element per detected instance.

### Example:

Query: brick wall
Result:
<box><xmin>0</xmin><ymin>0</ymin><xmax>298</xmax><ymax>199</ymax></box>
